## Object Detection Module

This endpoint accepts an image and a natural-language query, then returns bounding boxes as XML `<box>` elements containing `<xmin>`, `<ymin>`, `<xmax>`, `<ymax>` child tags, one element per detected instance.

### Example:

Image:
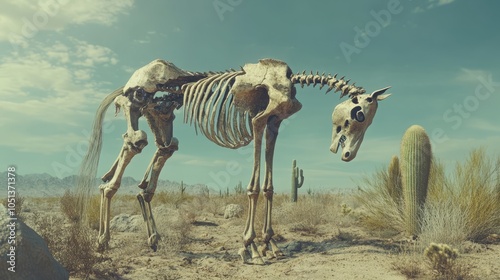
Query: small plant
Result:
<box><xmin>307</xmin><ymin>187</ymin><xmax>313</xmax><ymax>196</ymax></box>
<box><xmin>291</xmin><ymin>159</ymin><xmax>304</xmax><ymax>202</ymax></box>
<box><xmin>340</xmin><ymin>203</ymin><xmax>352</xmax><ymax>216</ymax></box>
<box><xmin>424</xmin><ymin>243</ymin><xmax>458</xmax><ymax>274</ymax></box>
<box><xmin>423</xmin><ymin>243</ymin><xmax>472</xmax><ymax>279</ymax></box>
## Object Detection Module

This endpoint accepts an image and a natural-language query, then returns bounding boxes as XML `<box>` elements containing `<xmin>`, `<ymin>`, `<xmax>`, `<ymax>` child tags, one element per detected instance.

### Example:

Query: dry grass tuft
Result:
<box><xmin>274</xmin><ymin>193</ymin><xmax>342</xmax><ymax>235</ymax></box>
<box><xmin>391</xmin><ymin>254</ymin><xmax>425</xmax><ymax>279</ymax></box>
<box><xmin>354</xmin><ymin>167</ymin><xmax>405</xmax><ymax>233</ymax></box>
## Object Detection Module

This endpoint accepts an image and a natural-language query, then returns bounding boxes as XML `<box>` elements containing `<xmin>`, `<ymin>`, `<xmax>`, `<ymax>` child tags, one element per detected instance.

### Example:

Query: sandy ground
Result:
<box><xmin>22</xmin><ymin>198</ymin><xmax>500</xmax><ymax>280</ymax></box>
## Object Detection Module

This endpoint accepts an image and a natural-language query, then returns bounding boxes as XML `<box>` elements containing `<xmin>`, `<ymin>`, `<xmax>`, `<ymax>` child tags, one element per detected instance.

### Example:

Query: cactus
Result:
<box><xmin>424</xmin><ymin>243</ymin><xmax>459</xmax><ymax>275</ymax></box>
<box><xmin>400</xmin><ymin>125</ymin><xmax>432</xmax><ymax>236</ymax></box>
<box><xmin>291</xmin><ymin>159</ymin><xmax>304</xmax><ymax>202</ymax></box>
<box><xmin>387</xmin><ymin>155</ymin><xmax>402</xmax><ymax>204</ymax></box>
<box><xmin>234</xmin><ymin>181</ymin><xmax>244</xmax><ymax>195</ymax></box>
<box><xmin>180</xmin><ymin>180</ymin><xmax>186</xmax><ymax>197</ymax></box>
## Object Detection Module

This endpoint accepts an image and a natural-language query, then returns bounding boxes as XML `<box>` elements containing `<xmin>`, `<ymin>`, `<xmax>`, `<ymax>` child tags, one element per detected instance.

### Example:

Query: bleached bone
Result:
<box><xmin>78</xmin><ymin>58</ymin><xmax>390</xmax><ymax>263</ymax></box>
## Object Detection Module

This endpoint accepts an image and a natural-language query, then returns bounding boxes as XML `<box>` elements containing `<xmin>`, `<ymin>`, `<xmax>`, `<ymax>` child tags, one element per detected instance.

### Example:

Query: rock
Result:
<box><xmin>0</xmin><ymin>205</ymin><xmax>68</xmax><ymax>280</ymax></box>
<box><xmin>110</xmin><ymin>213</ymin><xmax>143</xmax><ymax>232</ymax></box>
<box><xmin>224</xmin><ymin>204</ymin><xmax>244</xmax><ymax>219</ymax></box>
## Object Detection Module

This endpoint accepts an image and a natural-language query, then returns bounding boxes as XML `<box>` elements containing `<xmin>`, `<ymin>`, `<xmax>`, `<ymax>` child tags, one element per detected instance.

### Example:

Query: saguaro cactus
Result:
<box><xmin>291</xmin><ymin>159</ymin><xmax>304</xmax><ymax>202</ymax></box>
<box><xmin>400</xmin><ymin>125</ymin><xmax>432</xmax><ymax>236</ymax></box>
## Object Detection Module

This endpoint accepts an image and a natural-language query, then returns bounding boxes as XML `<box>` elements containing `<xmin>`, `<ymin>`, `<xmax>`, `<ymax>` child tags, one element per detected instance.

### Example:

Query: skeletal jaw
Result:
<box><xmin>330</xmin><ymin>87</ymin><xmax>391</xmax><ymax>162</ymax></box>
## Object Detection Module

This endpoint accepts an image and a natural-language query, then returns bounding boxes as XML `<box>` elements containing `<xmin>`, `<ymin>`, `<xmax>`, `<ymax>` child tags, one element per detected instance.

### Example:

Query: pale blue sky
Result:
<box><xmin>1</xmin><ymin>0</ymin><xmax>499</xmax><ymax>194</ymax></box>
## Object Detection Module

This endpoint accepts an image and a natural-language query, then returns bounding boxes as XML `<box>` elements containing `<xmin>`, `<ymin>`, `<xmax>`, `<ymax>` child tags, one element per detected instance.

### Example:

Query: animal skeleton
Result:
<box><xmin>76</xmin><ymin>58</ymin><xmax>390</xmax><ymax>264</ymax></box>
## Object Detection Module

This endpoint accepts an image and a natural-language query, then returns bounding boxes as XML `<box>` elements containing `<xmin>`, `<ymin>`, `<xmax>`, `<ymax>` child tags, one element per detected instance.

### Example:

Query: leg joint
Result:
<box><xmin>139</xmin><ymin>191</ymin><xmax>155</xmax><ymax>203</ymax></box>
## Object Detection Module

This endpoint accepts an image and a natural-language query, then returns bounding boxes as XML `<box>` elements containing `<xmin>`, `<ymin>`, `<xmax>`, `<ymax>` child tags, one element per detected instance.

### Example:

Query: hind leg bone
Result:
<box><xmin>97</xmin><ymin>130</ymin><xmax>147</xmax><ymax>251</ymax></box>
<box><xmin>97</xmin><ymin>94</ymin><xmax>148</xmax><ymax>251</ymax></box>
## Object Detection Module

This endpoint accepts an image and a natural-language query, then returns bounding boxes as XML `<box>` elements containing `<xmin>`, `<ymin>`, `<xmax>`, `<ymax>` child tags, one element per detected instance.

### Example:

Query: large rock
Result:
<box><xmin>0</xmin><ymin>205</ymin><xmax>68</xmax><ymax>280</ymax></box>
<box><xmin>224</xmin><ymin>204</ymin><xmax>244</xmax><ymax>219</ymax></box>
<box><xmin>110</xmin><ymin>213</ymin><xmax>143</xmax><ymax>232</ymax></box>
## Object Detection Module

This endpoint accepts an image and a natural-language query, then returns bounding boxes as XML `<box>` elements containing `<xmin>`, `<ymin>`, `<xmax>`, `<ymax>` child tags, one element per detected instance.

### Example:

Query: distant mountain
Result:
<box><xmin>0</xmin><ymin>172</ymin><xmax>211</xmax><ymax>197</ymax></box>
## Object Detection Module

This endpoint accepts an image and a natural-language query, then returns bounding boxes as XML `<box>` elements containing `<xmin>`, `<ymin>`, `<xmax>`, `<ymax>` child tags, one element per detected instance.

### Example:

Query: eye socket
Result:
<box><xmin>352</xmin><ymin>97</ymin><xmax>359</xmax><ymax>104</ymax></box>
<box><xmin>336</xmin><ymin>126</ymin><xmax>341</xmax><ymax>133</ymax></box>
<box><xmin>366</xmin><ymin>97</ymin><xmax>373</xmax><ymax>103</ymax></box>
<box><xmin>344</xmin><ymin>120</ymin><xmax>349</xmax><ymax>127</ymax></box>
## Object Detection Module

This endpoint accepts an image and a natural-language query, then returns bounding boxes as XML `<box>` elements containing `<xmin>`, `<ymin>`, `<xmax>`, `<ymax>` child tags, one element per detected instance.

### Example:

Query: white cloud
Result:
<box><xmin>0</xmin><ymin>36</ymin><xmax>121</xmax><ymax>135</ymax></box>
<box><xmin>72</xmin><ymin>39</ymin><xmax>119</xmax><ymax>67</ymax></box>
<box><xmin>413</xmin><ymin>0</ymin><xmax>457</xmax><ymax>13</ymax></box>
<box><xmin>0</xmin><ymin>0</ymin><xmax>134</xmax><ymax>45</ymax></box>
<box><xmin>455</xmin><ymin>68</ymin><xmax>492</xmax><ymax>84</ymax></box>
<box><xmin>465</xmin><ymin>119</ymin><xmax>500</xmax><ymax>133</ymax></box>
<box><xmin>0</xmin><ymin>131</ymin><xmax>86</xmax><ymax>154</ymax></box>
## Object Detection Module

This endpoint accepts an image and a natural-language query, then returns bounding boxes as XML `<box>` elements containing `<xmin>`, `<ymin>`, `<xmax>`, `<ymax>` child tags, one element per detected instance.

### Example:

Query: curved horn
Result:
<box><xmin>370</xmin><ymin>86</ymin><xmax>391</xmax><ymax>99</ymax></box>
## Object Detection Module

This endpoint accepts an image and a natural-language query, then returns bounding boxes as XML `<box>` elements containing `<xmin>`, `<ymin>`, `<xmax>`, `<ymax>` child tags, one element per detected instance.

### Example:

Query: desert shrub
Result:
<box><xmin>61</xmin><ymin>190</ymin><xmax>80</xmax><ymax>222</ymax></box>
<box><xmin>274</xmin><ymin>193</ymin><xmax>341</xmax><ymax>235</ymax></box>
<box><xmin>154</xmin><ymin>205</ymin><xmax>193</xmax><ymax>252</ymax></box>
<box><xmin>31</xmin><ymin>212</ymin><xmax>100</xmax><ymax>277</ymax></box>
<box><xmin>391</xmin><ymin>251</ymin><xmax>425</xmax><ymax>279</ymax></box>
<box><xmin>61</xmin><ymin>190</ymin><xmax>101</xmax><ymax>229</ymax></box>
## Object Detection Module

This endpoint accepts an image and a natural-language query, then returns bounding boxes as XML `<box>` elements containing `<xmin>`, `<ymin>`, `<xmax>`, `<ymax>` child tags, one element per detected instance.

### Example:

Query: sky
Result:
<box><xmin>1</xmin><ymin>0</ymin><xmax>499</xmax><ymax>195</ymax></box>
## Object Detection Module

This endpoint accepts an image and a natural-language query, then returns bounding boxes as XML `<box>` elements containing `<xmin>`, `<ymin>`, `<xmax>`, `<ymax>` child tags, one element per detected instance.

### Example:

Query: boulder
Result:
<box><xmin>0</xmin><ymin>205</ymin><xmax>68</xmax><ymax>280</ymax></box>
<box><xmin>110</xmin><ymin>213</ymin><xmax>143</xmax><ymax>232</ymax></box>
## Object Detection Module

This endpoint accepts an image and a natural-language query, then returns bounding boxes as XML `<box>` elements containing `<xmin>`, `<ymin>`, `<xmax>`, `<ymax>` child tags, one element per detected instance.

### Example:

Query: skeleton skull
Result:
<box><xmin>330</xmin><ymin>87</ymin><xmax>391</xmax><ymax>161</ymax></box>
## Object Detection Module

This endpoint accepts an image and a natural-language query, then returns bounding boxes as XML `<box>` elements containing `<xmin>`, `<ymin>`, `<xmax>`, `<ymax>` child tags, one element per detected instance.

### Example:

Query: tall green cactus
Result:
<box><xmin>400</xmin><ymin>125</ymin><xmax>432</xmax><ymax>236</ymax></box>
<box><xmin>387</xmin><ymin>155</ymin><xmax>402</xmax><ymax>204</ymax></box>
<box><xmin>291</xmin><ymin>159</ymin><xmax>304</xmax><ymax>202</ymax></box>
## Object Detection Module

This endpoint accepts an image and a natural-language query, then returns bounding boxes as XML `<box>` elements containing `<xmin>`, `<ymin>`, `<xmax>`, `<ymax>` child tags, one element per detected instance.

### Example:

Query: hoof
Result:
<box><xmin>239</xmin><ymin>246</ymin><xmax>266</xmax><ymax>265</ymax></box>
<box><xmin>96</xmin><ymin>238</ymin><xmax>108</xmax><ymax>252</ymax></box>
<box><xmin>148</xmin><ymin>233</ymin><xmax>160</xmax><ymax>252</ymax></box>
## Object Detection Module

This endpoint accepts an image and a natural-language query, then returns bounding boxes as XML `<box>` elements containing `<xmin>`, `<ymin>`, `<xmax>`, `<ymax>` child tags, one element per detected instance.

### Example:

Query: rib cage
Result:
<box><xmin>182</xmin><ymin>70</ymin><xmax>253</xmax><ymax>149</ymax></box>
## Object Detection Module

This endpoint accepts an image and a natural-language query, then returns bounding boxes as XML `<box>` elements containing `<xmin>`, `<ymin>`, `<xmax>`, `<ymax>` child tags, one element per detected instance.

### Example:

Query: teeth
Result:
<box><xmin>338</xmin><ymin>135</ymin><xmax>347</xmax><ymax>149</ymax></box>
<box><xmin>337</xmin><ymin>135</ymin><xmax>347</xmax><ymax>151</ymax></box>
